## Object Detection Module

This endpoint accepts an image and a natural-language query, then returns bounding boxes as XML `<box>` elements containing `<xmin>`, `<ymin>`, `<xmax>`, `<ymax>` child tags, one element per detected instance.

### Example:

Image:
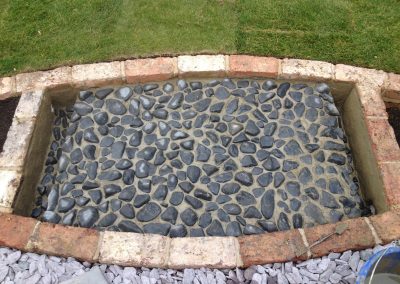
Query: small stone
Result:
<box><xmin>95</xmin><ymin>88</ymin><xmax>113</xmax><ymax>99</ymax></box>
<box><xmin>328</xmin><ymin>153</ymin><xmax>346</xmax><ymax>165</ymax></box>
<box><xmin>305</xmin><ymin>203</ymin><xmax>327</xmax><ymax>225</ymax></box>
<box><xmin>135</xmin><ymin>160</ymin><xmax>151</xmax><ymax>178</ymax></box>
<box><xmin>244</xmin><ymin>225</ymin><xmax>264</xmax><ymax>235</ymax></box>
<box><xmin>83</xmin><ymin>128</ymin><xmax>99</xmax><ymax>143</ymax></box>
<box><xmin>261</xmin><ymin>190</ymin><xmax>275</xmax><ymax>219</ymax></box>
<box><xmin>185</xmin><ymin>195</ymin><xmax>203</xmax><ymax>209</ymax></box>
<box><xmin>258</xmin><ymin>220</ymin><xmax>278</xmax><ymax>232</ymax></box>
<box><xmin>161</xmin><ymin>207</ymin><xmax>178</xmax><ymax>224</ymax></box>
<box><xmin>206</xmin><ymin>220</ymin><xmax>225</xmax><ymax>236</ymax></box>
<box><xmin>284</xmin><ymin>140</ymin><xmax>303</xmax><ymax>156</ymax></box>
<box><xmin>194</xmin><ymin>189</ymin><xmax>212</xmax><ymax>201</ymax></box>
<box><xmin>106</xmin><ymin>99</ymin><xmax>127</xmax><ymax>115</ymax></box>
<box><xmin>329</xmin><ymin>179</ymin><xmax>344</xmax><ymax>194</ymax></box>
<box><xmin>58</xmin><ymin>197</ymin><xmax>75</xmax><ymax>213</ymax></box>
<box><xmin>235</xmin><ymin>171</ymin><xmax>253</xmax><ymax>186</ymax></box>
<box><xmin>187</xmin><ymin>165</ymin><xmax>201</xmax><ymax>183</ymax></box>
<box><xmin>136</xmin><ymin>202</ymin><xmax>161</xmax><ymax>222</ymax></box>
<box><xmin>120</xmin><ymin>204</ymin><xmax>135</xmax><ymax>219</ymax></box>
<box><xmin>260</xmin><ymin>136</ymin><xmax>274</xmax><ymax>148</ymax></box>
<box><xmin>74</xmin><ymin>102</ymin><xmax>93</xmax><ymax>116</ymax></box>
<box><xmin>321</xmin><ymin>191</ymin><xmax>340</xmax><ymax>208</ymax></box>
<box><xmin>244</xmin><ymin>206</ymin><xmax>262</xmax><ymax>219</ymax></box>
<box><xmin>169</xmin><ymin>192</ymin><xmax>184</xmax><ymax>206</ymax></box>
<box><xmin>134</xmin><ymin>194</ymin><xmax>150</xmax><ymax>208</ymax></box>
<box><xmin>94</xmin><ymin>112</ymin><xmax>109</xmax><ymax>126</ymax></box>
<box><xmin>116</xmin><ymin>87</ymin><xmax>133</xmax><ymax>101</ymax></box>
<box><xmin>262</xmin><ymin>156</ymin><xmax>280</xmax><ymax>171</ymax></box>
<box><xmin>77</xmin><ymin>207</ymin><xmax>99</xmax><ymax>228</ymax></box>
<box><xmin>226</xmin><ymin>221</ymin><xmax>242</xmax><ymax>236</ymax></box>
<box><xmin>180</xmin><ymin>208</ymin><xmax>198</xmax><ymax>226</ymax></box>
<box><xmin>42</xmin><ymin>211</ymin><xmax>61</xmax><ymax>223</ymax></box>
<box><xmin>169</xmin><ymin>224</ymin><xmax>187</xmax><ymax>238</ymax></box>
<box><xmin>118</xmin><ymin>221</ymin><xmax>142</xmax><ymax>233</ymax></box>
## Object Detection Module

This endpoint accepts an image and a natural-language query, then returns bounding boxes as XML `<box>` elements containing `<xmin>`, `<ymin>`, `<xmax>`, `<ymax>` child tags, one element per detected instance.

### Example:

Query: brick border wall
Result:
<box><xmin>0</xmin><ymin>55</ymin><xmax>399</xmax><ymax>268</ymax></box>
<box><xmin>0</xmin><ymin>210</ymin><xmax>398</xmax><ymax>268</ymax></box>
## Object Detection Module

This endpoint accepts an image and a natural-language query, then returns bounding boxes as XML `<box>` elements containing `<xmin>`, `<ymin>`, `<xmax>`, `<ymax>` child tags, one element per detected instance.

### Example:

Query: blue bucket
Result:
<box><xmin>356</xmin><ymin>246</ymin><xmax>400</xmax><ymax>284</ymax></box>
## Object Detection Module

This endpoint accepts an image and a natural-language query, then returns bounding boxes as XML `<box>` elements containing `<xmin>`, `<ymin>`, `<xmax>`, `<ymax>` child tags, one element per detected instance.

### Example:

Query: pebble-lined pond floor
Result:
<box><xmin>32</xmin><ymin>78</ymin><xmax>370</xmax><ymax>237</ymax></box>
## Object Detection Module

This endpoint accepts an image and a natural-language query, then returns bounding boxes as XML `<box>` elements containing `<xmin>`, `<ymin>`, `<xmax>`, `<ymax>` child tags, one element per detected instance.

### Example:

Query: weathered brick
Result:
<box><xmin>378</xmin><ymin>162</ymin><xmax>400</xmax><ymax>208</ymax></box>
<box><xmin>0</xmin><ymin>170</ymin><xmax>22</xmax><ymax>208</ymax></box>
<box><xmin>369</xmin><ymin>210</ymin><xmax>400</xmax><ymax>243</ymax></box>
<box><xmin>228</xmin><ymin>55</ymin><xmax>280</xmax><ymax>78</ymax></box>
<box><xmin>99</xmin><ymin>232</ymin><xmax>169</xmax><ymax>267</ymax></box>
<box><xmin>125</xmin><ymin>57</ymin><xmax>177</xmax><ymax>83</ymax></box>
<box><xmin>169</xmin><ymin>237</ymin><xmax>239</xmax><ymax>269</ymax></box>
<box><xmin>30</xmin><ymin>223</ymin><xmax>100</xmax><ymax>262</ymax></box>
<box><xmin>0</xmin><ymin>214</ymin><xmax>37</xmax><ymax>250</ymax></box>
<box><xmin>72</xmin><ymin>62</ymin><xmax>124</xmax><ymax>88</ymax></box>
<box><xmin>0</xmin><ymin>119</ymin><xmax>35</xmax><ymax>169</ymax></box>
<box><xmin>239</xmin><ymin>230</ymin><xmax>307</xmax><ymax>266</ymax></box>
<box><xmin>383</xmin><ymin>73</ymin><xmax>400</xmax><ymax>101</ymax></box>
<box><xmin>16</xmin><ymin>67</ymin><xmax>72</xmax><ymax>93</ymax></box>
<box><xmin>356</xmin><ymin>84</ymin><xmax>387</xmax><ymax>118</ymax></box>
<box><xmin>14</xmin><ymin>90</ymin><xmax>44</xmax><ymax>121</ymax></box>
<box><xmin>366</xmin><ymin>118</ymin><xmax>400</xmax><ymax>162</ymax></box>
<box><xmin>0</xmin><ymin>77</ymin><xmax>16</xmax><ymax>99</ymax></box>
<box><xmin>335</xmin><ymin>64</ymin><xmax>387</xmax><ymax>87</ymax></box>
<box><xmin>178</xmin><ymin>55</ymin><xmax>227</xmax><ymax>77</ymax></box>
<box><xmin>280</xmin><ymin>59</ymin><xmax>334</xmax><ymax>81</ymax></box>
<box><xmin>304</xmin><ymin>218</ymin><xmax>375</xmax><ymax>257</ymax></box>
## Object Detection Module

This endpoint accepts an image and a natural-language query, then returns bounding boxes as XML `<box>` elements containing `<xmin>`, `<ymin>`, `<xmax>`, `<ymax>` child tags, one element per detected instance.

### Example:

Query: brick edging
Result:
<box><xmin>0</xmin><ymin>55</ymin><xmax>399</xmax><ymax>268</ymax></box>
<box><xmin>1</xmin><ymin>55</ymin><xmax>399</xmax><ymax>210</ymax></box>
<box><xmin>0</xmin><ymin>211</ymin><xmax>399</xmax><ymax>268</ymax></box>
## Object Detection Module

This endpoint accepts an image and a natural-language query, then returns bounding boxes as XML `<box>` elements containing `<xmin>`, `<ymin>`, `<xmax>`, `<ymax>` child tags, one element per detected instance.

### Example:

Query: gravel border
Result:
<box><xmin>0</xmin><ymin>242</ymin><xmax>398</xmax><ymax>284</ymax></box>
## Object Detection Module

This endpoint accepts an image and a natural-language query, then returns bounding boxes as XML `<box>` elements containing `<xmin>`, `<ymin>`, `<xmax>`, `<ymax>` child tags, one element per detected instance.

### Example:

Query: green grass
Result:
<box><xmin>0</xmin><ymin>0</ymin><xmax>399</xmax><ymax>76</ymax></box>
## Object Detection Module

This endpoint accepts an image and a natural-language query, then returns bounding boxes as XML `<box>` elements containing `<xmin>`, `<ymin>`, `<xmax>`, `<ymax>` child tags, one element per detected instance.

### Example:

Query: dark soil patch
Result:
<box><xmin>387</xmin><ymin>107</ymin><xmax>400</xmax><ymax>146</ymax></box>
<box><xmin>0</xmin><ymin>97</ymin><xmax>20</xmax><ymax>152</ymax></box>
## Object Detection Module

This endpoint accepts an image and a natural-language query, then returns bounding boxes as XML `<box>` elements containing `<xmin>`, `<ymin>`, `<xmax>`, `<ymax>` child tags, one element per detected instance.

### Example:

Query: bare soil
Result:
<box><xmin>387</xmin><ymin>107</ymin><xmax>400</xmax><ymax>146</ymax></box>
<box><xmin>0</xmin><ymin>97</ymin><xmax>20</xmax><ymax>152</ymax></box>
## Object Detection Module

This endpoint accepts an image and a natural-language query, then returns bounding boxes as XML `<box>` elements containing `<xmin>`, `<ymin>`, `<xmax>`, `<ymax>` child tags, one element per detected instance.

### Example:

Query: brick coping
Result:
<box><xmin>0</xmin><ymin>210</ymin><xmax>399</xmax><ymax>268</ymax></box>
<box><xmin>0</xmin><ymin>55</ymin><xmax>399</xmax><ymax>268</ymax></box>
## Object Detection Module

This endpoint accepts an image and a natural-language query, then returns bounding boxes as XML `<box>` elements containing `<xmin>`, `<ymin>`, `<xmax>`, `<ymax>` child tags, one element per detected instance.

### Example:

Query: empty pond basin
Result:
<box><xmin>30</xmin><ymin>78</ymin><xmax>370</xmax><ymax>237</ymax></box>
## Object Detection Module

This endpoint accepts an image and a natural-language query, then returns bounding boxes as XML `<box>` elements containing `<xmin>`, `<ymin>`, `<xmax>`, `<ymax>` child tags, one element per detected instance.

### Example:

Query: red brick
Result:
<box><xmin>228</xmin><ymin>55</ymin><xmax>280</xmax><ymax>78</ymax></box>
<box><xmin>0</xmin><ymin>214</ymin><xmax>37</xmax><ymax>250</ymax></box>
<box><xmin>369</xmin><ymin>210</ymin><xmax>400</xmax><ymax>243</ymax></box>
<box><xmin>378</xmin><ymin>162</ymin><xmax>400</xmax><ymax>208</ymax></box>
<box><xmin>125</xmin><ymin>57</ymin><xmax>177</xmax><ymax>83</ymax></box>
<box><xmin>304</xmin><ymin>218</ymin><xmax>375</xmax><ymax>258</ymax></box>
<box><xmin>31</xmin><ymin>223</ymin><xmax>100</xmax><ymax>262</ymax></box>
<box><xmin>238</xmin><ymin>230</ymin><xmax>307</xmax><ymax>266</ymax></box>
<box><xmin>366</xmin><ymin>118</ymin><xmax>400</xmax><ymax>162</ymax></box>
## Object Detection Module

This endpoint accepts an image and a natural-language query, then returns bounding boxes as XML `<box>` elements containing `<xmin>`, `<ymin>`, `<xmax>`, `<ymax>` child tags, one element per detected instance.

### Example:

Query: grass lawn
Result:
<box><xmin>0</xmin><ymin>0</ymin><xmax>399</xmax><ymax>76</ymax></box>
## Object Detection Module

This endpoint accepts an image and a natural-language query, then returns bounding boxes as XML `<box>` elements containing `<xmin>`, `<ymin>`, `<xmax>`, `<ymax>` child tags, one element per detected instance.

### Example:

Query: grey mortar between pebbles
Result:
<box><xmin>31</xmin><ymin>78</ymin><xmax>371</xmax><ymax>237</ymax></box>
<box><xmin>0</xmin><ymin>243</ymin><xmax>398</xmax><ymax>283</ymax></box>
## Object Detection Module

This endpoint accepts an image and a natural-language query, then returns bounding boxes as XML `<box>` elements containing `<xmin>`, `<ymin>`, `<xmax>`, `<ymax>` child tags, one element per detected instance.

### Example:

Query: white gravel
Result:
<box><xmin>0</xmin><ymin>242</ymin><xmax>397</xmax><ymax>284</ymax></box>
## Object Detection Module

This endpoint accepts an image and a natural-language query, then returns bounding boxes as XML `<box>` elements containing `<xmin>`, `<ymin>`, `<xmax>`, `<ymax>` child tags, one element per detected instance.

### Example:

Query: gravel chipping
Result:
<box><xmin>0</xmin><ymin>242</ymin><xmax>398</xmax><ymax>283</ymax></box>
